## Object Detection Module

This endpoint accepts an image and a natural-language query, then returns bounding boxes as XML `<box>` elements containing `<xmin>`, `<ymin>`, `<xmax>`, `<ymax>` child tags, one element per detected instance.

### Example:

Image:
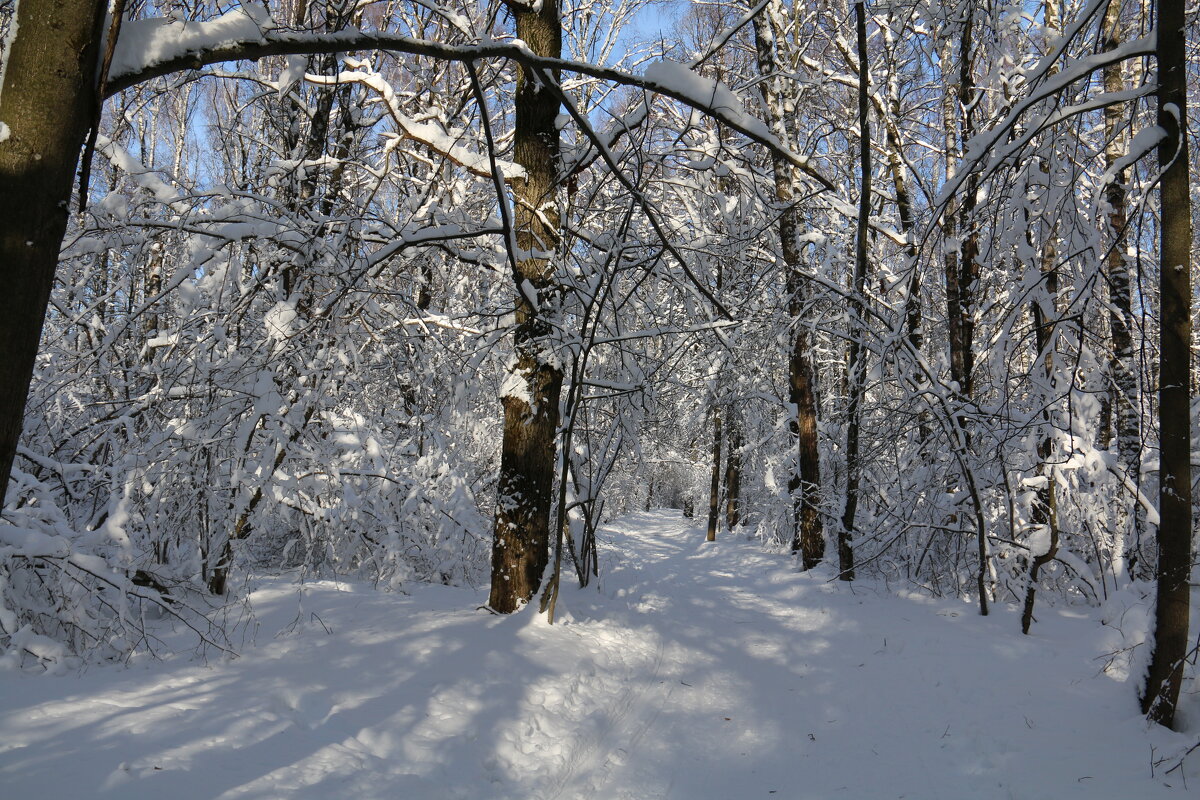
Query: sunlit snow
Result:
<box><xmin>1</xmin><ymin>511</ymin><xmax>1193</xmax><ymax>798</ymax></box>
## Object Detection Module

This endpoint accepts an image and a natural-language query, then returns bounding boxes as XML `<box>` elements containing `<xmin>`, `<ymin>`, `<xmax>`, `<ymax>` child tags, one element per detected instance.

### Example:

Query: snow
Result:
<box><xmin>644</xmin><ymin>60</ymin><xmax>742</xmax><ymax>114</ymax></box>
<box><xmin>643</xmin><ymin>60</ymin><xmax>772</xmax><ymax>145</ymax></box>
<box><xmin>0</xmin><ymin>511</ymin><xmax>1194</xmax><ymax>798</ymax></box>
<box><xmin>96</xmin><ymin>135</ymin><xmax>185</xmax><ymax>209</ymax></box>
<box><xmin>500</xmin><ymin>369</ymin><xmax>533</xmax><ymax>406</ymax></box>
<box><xmin>263</xmin><ymin>301</ymin><xmax>299</xmax><ymax>341</ymax></box>
<box><xmin>0</xmin><ymin>525</ymin><xmax>70</xmax><ymax>558</ymax></box>
<box><xmin>274</xmin><ymin>55</ymin><xmax>306</xmax><ymax>96</ymax></box>
<box><xmin>109</xmin><ymin>3</ymin><xmax>275</xmax><ymax>79</ymax></box>
<box><xmin>0</xmin><ymin>2</ymin><xmax>16</xmax><ymax>98</ymax></box>
<box><xmin>312</xmin><ymin>65</ymin><xmax>525</xmax><ymax>181</ymax></box>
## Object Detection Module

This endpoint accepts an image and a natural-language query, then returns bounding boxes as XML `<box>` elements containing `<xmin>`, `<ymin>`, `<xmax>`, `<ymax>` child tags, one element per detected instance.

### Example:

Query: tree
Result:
<box><xmin>1</xmin><ymin>1</ymin><xmax>826</xmax><ymax>616</ymax></box>
<box><xmin>838</xmin><ymin>0</ymin><xmax>872</xmax><ymax>582</ymax></box>
<box><xmin>1020</xmin><ymin>0</ymin><xmax>1065</xmax><ymax>636</ymax></box>
<box><xmin>1140</xmin><ymin>0</ymin><xmax>1192</xmax><ymax>730</ymax></box>
<box><xmin>486</xmin><ymin>0</ymin><xmax>565</xmax><ymax>613</ymax></box>
<box><xmin>2</xmin><ymin>5</ymin><xmax>1191</xmax><ymax>715</ymax></box>
<box><xmin>0</xmin><ymin>0</ymin><xmax>107</xmax><ymax>509</ymax></box>
<box><xmin>749</xmin><ymin>0</ymin><xmax>824</xmax><ymax>568</ymax></box>
<box><xmin>1098</xmin><ymin>0</ymin><xmax>1146</xmax><ymax>580</ymax></box>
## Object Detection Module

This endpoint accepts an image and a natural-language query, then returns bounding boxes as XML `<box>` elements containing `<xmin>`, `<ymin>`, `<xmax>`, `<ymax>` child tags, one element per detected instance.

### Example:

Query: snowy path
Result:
<box><xmin>0</xmin><ymin>511</ymin><xmax>1192</xmax><ymax>798</ymax></box>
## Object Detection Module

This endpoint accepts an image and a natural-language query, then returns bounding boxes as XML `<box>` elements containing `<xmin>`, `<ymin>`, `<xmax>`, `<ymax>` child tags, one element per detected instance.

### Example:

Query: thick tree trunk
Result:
<box><xmin>790</xmin><ymin>332</ymin><xmax>824</xmax><ymax>567</ymax></box>
<box><xmin>0</xmin><ymin>0</ymin><xmax>107</xmax><ymax>507</ymax></box>
<box><xmin>751</xmin><ymin>1</ymin><xmax>824</xmax><ymax>568</ymax></box>
<box><xmin>488</xmin><ymin>0</ymin><xmax>564</xmax><ymax>613</ymax></box>
<box><xmin>1141</xmin><ymin>0</ymin><xmax>1192</xmax><ymax>729</ymax></box>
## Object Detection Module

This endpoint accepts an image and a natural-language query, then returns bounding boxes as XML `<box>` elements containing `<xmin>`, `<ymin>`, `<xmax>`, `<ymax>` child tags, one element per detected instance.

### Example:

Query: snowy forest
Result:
<box><xmin>0</xmin><ymin>0</ymin><xmax>1197</xmax><ymax>796</ymax></box>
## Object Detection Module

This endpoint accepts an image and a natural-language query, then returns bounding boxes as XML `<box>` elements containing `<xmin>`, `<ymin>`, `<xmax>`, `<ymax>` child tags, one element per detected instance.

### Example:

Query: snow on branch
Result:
<box><xmin>104</xmin><ymin>9</ymin><xmax>829</xmax><ymax>186</ymax></box>
<box><xmin>109</xmin><ymin>3</ymin><xmax>276</xmax><ymax>78</ymax></box>
<box><xmin>307</xmin><ymin>61</ymin><xmax>525</xmax><ymax>181</ymax></box>
<box><xmin>932</xmin><ymin>33</ymin><xmax>1155</xmax><ymax>215</ymax></box>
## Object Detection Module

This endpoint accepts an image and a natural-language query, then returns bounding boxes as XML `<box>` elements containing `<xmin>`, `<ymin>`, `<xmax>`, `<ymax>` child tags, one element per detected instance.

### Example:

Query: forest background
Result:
<box><xmin>0</xmin><ymin>0</ymin><xmax>1196</xmax><ymax>729</ymax></box>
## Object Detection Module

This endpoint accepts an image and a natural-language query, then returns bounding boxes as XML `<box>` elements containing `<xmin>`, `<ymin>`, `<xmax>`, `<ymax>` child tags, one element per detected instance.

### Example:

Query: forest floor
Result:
<box><xmin>1</xmin><ymin>510</ymin><xmax>1197</xmax><ymax>798</ymax></box>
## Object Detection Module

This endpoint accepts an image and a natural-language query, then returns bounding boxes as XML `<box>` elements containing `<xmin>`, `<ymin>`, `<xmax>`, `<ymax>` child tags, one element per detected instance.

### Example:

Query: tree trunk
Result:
<box><xmin>940</xmin><ymin>8</ymin><xmax>987</xmax><ymax>615</ymax></box>
<box><xmin>0</xmin><ymin>0</ymin><xmax>107</xmax><ymax>506</ymax></box>
<box><xmin>724</xmin><ymin>414</ymin><xmax>742</xmax><ymax>532</ymax></box>
<box><xmin>1141</xmin><ymin>0</ymin><xmax>1192</xmax><ymax>730</ymax></box>
<box><xmin>877</xmin><ymin>67</ymin><xmax>923</xmax><ymax>392</ymax></box>
<box><xmin>706</xmin><ymin>406</ymin><xmax>723</xmax><ymax>543</ymax></box>
<box><xmin>940</xmin><ymin>11</ymin><xmax>978</xmax><ymax>409</ymax></box>
<box><xmin>487</xmin><ymin>0</ymin><xmax>565</xmax><ymax>613</ymax></box>
<box><xmin>1101</xmin><ymin>0</ymin><xmax>1146</xmax><ymax>580</ymax></box>
<box><xmin>1022</xmin><ymin>0</ymin><xmax>1063</xmax><ymax>634</ymax></box>
<box><xmin>751</xmin><ymin>0</ymin><xmax>824</xmax><ymax>568</ymax></box>
<box><xmin>952</xmin><ymin>12</ymin><xmax>979</xmax><ymax>406</ymax></box>
<box><xmin>1022</xmin><ymin>276</ymin><xmax>1062</xmax><ymax>633</ymax></box>
<box><xmin>840</xmin><ymin>0</ymin><xmax>872</xmax><ymax>582</ymax></box>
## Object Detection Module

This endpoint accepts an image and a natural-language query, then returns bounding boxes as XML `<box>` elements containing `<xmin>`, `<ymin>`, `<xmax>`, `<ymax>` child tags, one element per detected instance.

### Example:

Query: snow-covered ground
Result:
<box><xmin>1</xmin><ymin>510</ymin><xmax>1195</xmax><ymax>798</ymax></box>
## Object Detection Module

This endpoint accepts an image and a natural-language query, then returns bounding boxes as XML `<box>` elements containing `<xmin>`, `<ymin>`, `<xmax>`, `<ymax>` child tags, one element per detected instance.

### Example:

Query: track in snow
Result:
<box><xmin>0</xmin><ymin>510</ymin><xmax>1193</xmax><ymax>799</ymax></box>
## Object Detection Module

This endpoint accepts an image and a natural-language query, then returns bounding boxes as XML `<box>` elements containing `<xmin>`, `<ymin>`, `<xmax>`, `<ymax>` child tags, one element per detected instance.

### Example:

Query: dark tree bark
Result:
<box><xmin>1021</xmin><ymin>264</ymin><xmax>1061</xmax><ymax>632</ymax></box>
<box><xmin>725</xmin><ymin>414</ymin><xmax>742</xmax><ymax>532</ymax></box>
<box><xmin>938</xmin><ymin>9</ymin><xmax>979</xmax><ymax>413</ymax></box>
<box><xmin>1141</xmin><ymin>0</ymin><xmax>1192</xmax><ymax>730</ymax></box>
<box><xmin>706</xmin><ymin>406</ymin><xmax>723</xmax><ymax>543</ymax></box>
<box><xmin>0</xmin><ymin>0</ymin><xmax>107</xmax><ymax>507</ymax></box>
<box><xmin>1021</xmin><ymin>1</ymin><xmax>1064</xmax><ymax>635</ymax></box>
<box><xmin>751</xmin><ymin>1</ymin><xmax>824</xmax><ymax>568</ymax></box>
<box><xmin>950</xmin><ymin>11</ymin><xmax>979</xmax><ymax>406</ymax></box>
<box><xmin>840</xmin><ymin>0</ymin><xmax>872</xmax><ymax>582</ymax></box>
<box><xmin>1021</xmin><ymin>283</ymin><xmax>1060</xmax><ymax>632</ymax></box>
<box><xmin>487</xmin><ymin>0</ymin><xmax>565</xmax><ymax>613</ymax></box>
<box><xmin>938</xmin><ymin>7</ymin><xmax>987</xmax><ymax>615</ymax></box>
<box><xmin>789</xmin><ymin>329</ymin><xmax>824</xmax><ymax>568</ymax></box>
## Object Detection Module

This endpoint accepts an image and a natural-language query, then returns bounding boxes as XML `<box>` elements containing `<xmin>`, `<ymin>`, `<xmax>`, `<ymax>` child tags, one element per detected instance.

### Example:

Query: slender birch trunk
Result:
<box><xmin>1100</xmin><ymin>0</ymin><xmax>1147</xmax><ymax>579</ymax></box>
